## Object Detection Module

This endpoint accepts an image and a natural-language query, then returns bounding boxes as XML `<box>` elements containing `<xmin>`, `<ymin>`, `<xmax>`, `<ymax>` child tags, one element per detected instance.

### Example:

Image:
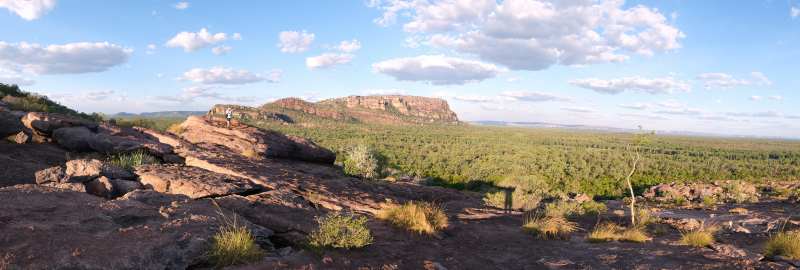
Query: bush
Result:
<box><xmin>542</xmin><ymin>200</ymin><xmax>608</xmax><ymax>218</ymax></box>
<box><xmin>701</xmin><ymin>196</ymin><xmax>717</xmax><ymax>209</ymax></box>
<box><xmin>681</xmin><ymin>226</ymin><xmax>717</xmax><ymax>248</ymax></box>
<box><xmin>581</xmin><ymin>200</ymin><xmax>608</xmax><ymax>216</ymax></box>
<box><xmin>241</xmin><ymin>149</ymin><xmax>259</xmax><ymax>159</ymax></box>
<box><xmin>167</xmin><ymin>123</ymin><xmax>186</xmax><ymax>134</ymax></box>
<box><xmin>209</xmin><ymin>217</ymin><xmax>264</xmax><ymax>267</ymax></box>
<box><xmin>722</xmin><ymin>181</ymin><xmax>759</xmax><ymax>204</ymax></box>
<box><xmin>109</xmin><ymin>150</ymin><xmax>159</xmax><ymax>170</ymax></box>
<box><xmin>522</xmin><ymin>214</ymin><xmax>577</xmax><ymax>240</ymax></box>
<box><xmin>308</xmin><ymin>212</ymin><xmax>372</xmax><ymax>249</ymax></box>
<box><xmin>634</xmin><ymin>208</ymin><xmax>657</xmax><ymax>227</ymax></box>
<box><xmin>378</xmin><ymin>201</ymin><xmax>448</xmax><ymax>234</ymax></box>
<box><xmin>764</xmin><ymin>231</ymin><xmax>800</xmax><ymax>260</ymax></box>
<box><xmin>587</xmin><ymin>222</ymin><xmax>622</xmax><ymax>243</ymax></box>
<box><xmin>343</xmin><ymin>144</ymin><xmax>385</xmax><ymax>179</ymax></box>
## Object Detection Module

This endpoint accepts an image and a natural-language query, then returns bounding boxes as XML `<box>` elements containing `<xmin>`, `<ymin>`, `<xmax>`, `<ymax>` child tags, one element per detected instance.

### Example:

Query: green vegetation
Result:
<box><xmin>544</xmin><ymin>200</ymin><xmax>607</xmax><ymax>218</ymax></box>
<box><xmin>482</xmin><ymin>175</ymin><xmax>551</xmax><ymax>210</ymax></box>
<box><xmin>721</xmin><ymin>181</ymin><xmax>759</xmax><ymax>203</ymax></box>
<box><xmin>764</xmin><ymin>230</ymin><xmax>800</xmax><ymax>259</ymax></box>
<box><xmin>701</xmin><ymin>196</ymin><xmax>718</xmax><ymax>209</ymax></box>
<box><xmin>242</xmin><ymin>115</ymin><xmax>800</xmax><ymax>198</ymax></box>
<box><xmin>111</xmin><ymin>117</ymin><xmax>185</xmax><ymax>132</ymax></box>
<box><xmin>587</xmin><ymin>222</ymin><xmax>622</xmax><ymax>243</ymax></box>
<box><xmin>108</xmin><ymin>150</ymin><xmax>160</xmax><ymax>171</ymax></box>
<box><xmin>377</xmin><ymin>201</ymin><xmax>448</xmax><ymax>234</ymax></box>
<box><xmin>208</xmin><ymin>216</ymin><xmax>263</xmax><ymax>267</ymax></box>
<box><xmin>343</xmin><ymin>144</ymin><xmax>385</xmax><ymax>179</ymax></box>
<box><xmin>308</xmin><ymin>212</ymin><xmax>373</xmax><ymax>249</ymax></box>
<box><xmin>0</xmin><ymin>83</ymin><xmax>101</xmax><ymax>121</ymax></box>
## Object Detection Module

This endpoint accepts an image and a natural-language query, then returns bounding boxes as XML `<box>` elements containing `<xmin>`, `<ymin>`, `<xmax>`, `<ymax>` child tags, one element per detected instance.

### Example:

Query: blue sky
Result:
<box><xmin>0</xmin><ymin>0</ymin><xmax>798</xmax><ymax>138</ymax></box>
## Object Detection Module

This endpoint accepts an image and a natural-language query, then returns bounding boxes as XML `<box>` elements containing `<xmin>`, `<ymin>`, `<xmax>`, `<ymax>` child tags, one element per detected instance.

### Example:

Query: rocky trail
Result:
<box><xmin>1</xmin><ymin>104</ymin><xmax>799</xmax><ymax>269</ymax></box>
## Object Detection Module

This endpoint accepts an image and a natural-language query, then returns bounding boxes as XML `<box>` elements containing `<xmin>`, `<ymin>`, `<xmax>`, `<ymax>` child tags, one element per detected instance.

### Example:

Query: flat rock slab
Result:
<box><xmin>137</xmin><ymin>164</ymin><xmax>261</xmax><ymax>199</ymax></box>
<box><xmin>0</xmin><ymin>185</ymin><xmax>271</xmax><ymax>269</ymax></box>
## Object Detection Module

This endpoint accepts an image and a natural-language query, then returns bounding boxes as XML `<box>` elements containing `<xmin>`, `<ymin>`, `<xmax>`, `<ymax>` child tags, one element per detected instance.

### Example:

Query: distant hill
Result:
<box><xmin>110</xmin><ymin>111</ymin><xmax>206</xmax><ymax>118</ymax></box>
<box><xmin>210</xmin><ymin>95</ymin><xmax>460</xmax><ymax>125</ymax></box>
<box><xmin>0</xmin><ymin>83</ymin><xmax>100</xmax><ymax>121</ymax></box>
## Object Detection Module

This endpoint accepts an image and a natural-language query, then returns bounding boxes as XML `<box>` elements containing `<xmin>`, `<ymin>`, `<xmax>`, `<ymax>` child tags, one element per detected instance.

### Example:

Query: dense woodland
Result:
<box><xmin>249</xmin><ymin>119</ymin><xmax>800</xmax><ymax>198</ymax></box>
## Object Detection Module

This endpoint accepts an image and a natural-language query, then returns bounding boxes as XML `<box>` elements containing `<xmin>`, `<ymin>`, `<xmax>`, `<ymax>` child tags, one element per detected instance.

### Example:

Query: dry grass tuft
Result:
<box><xmin>378</xmin><ymin>201</ymin><xmax>448</xmax><ymax>234</ymax></box>
<box><xmin>619</xmin><ymin>227</ymin><xmax>651</xmax><ymax>243</ymax></box>
<box><xmin>681</xmin><ymin>225</ymin><xmax>718</xmax><ymax>248</ymax></box>
<box><xmin>728</xmin><ymin>207</ymin><xmax>749</xmax><ymax>215</ymax></box>
<box><xmin>208</xmin><ymin>203</ymin><xmax>264</xmax><ymax>267</ymax></box>
<box><xmin>166</xmin><ymin>123</ymin><xmax>186</xmax><ymax>135</ymax></box>
<box><xmin>587</xmin><ymin>222</ymin><xmax>622</xmax><ymax>243</ymax></box>
<box><xmin>522</xmin><ymin>214</ymin><xmax>578</xmax><ymax>240</ymax></box>
<box><xmin>241</xmin><ymin>148</ymin><xmax>259</xmax><ymax>159</ymax></box>
<box><xmin>308</xmin><ymin>212</ymin><xmax>373</xmax><ymax>249</ymax></box>
<box><xmin>764</xmin><ymin>230</ymin><xmax>800</xmax><ymax>260</ymax></box>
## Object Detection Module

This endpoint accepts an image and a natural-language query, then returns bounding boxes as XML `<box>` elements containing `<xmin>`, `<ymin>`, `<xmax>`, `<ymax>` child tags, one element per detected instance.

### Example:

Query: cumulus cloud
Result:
<box><xmin>749</xmin><ymin>95</ymin><xmax>763</xmax><ymax>101</ymax></box>
<box><xmin>211</xmin><ymin>45</ymin><xmax>232</xmax><ymax>55</ymax></box>
<box><xmin>369</xmin><ymin>0</ymin><xmax>684</xmax><ymax>70</ymax></box>
<box><xmin>569</xmin><ymin>76</ymin><xmax>691</xmax><ymax>95</ymax></box>
<box><xmin>0</xmin><ymin>67</ymin><xmax>34</xmax><ymax>85</ymax></box>
<box><xmin>372</xmin><ymin>54</ymin><xmax>502</xmax><ymax>85</ymax></box>
<box><xmin>166</xmin><ymin>28</ymin><xmax>228</xmax><ymax>52</ymax></box>
<box><xmin>0</xmin><ymin>0</ymin><xmax>56</xmax><ymax>20</ymax></box>
<box><xmin>145</xmin><ymin>44</ymin><xmax>157</xmax><ymax>55</ymax></box>
<box><xmin>278</xmin><ymin>30</ymin><xmax>315</xmax><ymax>53</ymax></box>
<box><xmin>180</xmin><ymin>67</ymin><xmax>280</xmax><ymax>84</ymax></box>
<box><xmin>750</xmin><ymin>71</ymin><xmax>772</xmax><ymax>86</ymax></box>
<box><xmin>305</xmin><ymin>53</ymin><xmax>354</xmax><ymax>70</ymax></box>
<box><xmin>174</xmin><ymin>2</ymin><xmax>189</xmax><ymax>10</ymax></box>
<box><xmin>769</xmin><ymin>95</ymin><xmax>783</xmax><ymax>101</ymax></box>
<box><xmin>696</xmin><ymin>72</ymin><xmax>755</xmax><ymax>89</ymax></box>
<box><xmin>336</xmin><ymin>39</ymin><xmax>361</xmax><ymax>53</ymax></box>
<box><xmin>0</xmin><ymin>41</ymin><xmax>132</xmax><ymax>74</ymax></box>
<box><xmin>792</xmin><ymin>6</ymin><xmax>799</xmax><ymax>18</ymax></box>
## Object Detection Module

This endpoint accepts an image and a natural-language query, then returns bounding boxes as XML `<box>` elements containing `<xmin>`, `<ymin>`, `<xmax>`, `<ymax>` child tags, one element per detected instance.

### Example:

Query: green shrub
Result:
<box><xmin>542</xmin><ymin>200</ymin><xmax>607</xmax><ymax>218</ymax></box>
<box><xmin>343</xmin><ymin>144</ymin><xmax>385</xmax><ymax>179</ymax></box>
<box><xmin>701</xmin><ymin>196</ymin><xmax>717</xmax><ymax>209</ymax></box>
<box><xmin>483</xmin><ymin>175</ymin><xmax>552</xmax><ymax>211</ymax></box>
<box><xmin>308</xmin><ymin>212</ymin><xmax>373</xmax><ymax>249</ymax></box>
<box><xmin>722</xmin><ymin>181</ymin><xmax>759</xmax><ymax>204</ymax></box>
<box><xmin>209</xmin><ymin>217</ymin><xmax>264</xmax><ymax>267</ymax></box>
<box><xmin>764</xmin><ymin>231</ymin><xmax>800</xmax><ymax>259</ymax></box>
<box><xmin>378</xmin><ymin>201</ymin><xmax>448</xmax><ymax>234</ymax></box>
<box><xmin>522</xmin><ymin>214</ymin><xmax>577</xmax><ymax>240</ymax></box>
<box><xmin>580</xmin><ymin>200</ymin><xmax>608</xmax><ymax>215</ymax></box>
<box><xmin>634</xmin><ymin>208</ymin><xmax>657</xmax><ymax>227</ymax></box>
<box><xmin>109</xmin><ymin>150</ymin><xmax>159</xmax><ymax>170</ymax></box>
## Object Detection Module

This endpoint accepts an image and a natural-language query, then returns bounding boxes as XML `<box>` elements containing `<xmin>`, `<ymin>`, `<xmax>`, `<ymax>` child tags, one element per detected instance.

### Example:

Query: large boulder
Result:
<box><xmin>52</xmin><ymin>126</ymin><xmax>95</xmax><ymax>152</ymax></box>
<box><xmin>34</xmin><ymin>166</ymin><xmax>65</xmax><ymax>184</ymax></box>
<box><xmin>0</xmin><ymin>110</ymin><xmax>24</xmax><ymax>137</ymax></box>
<box><xmin>0</xmin><ymin>185</ymin><xmax>272</xmax><ymax>269</ymax></box>
<box><xmin>178</xmin><ymin>116</ymin><xmax>335</xmax><ymax>164</ymax></box>
<box><xmin>136</xmin><ymin>164</ymin><xmax>261</xmax><ymax>199</ymax></box>
<box><xmin>21</xmin><ymin>112</ymin><xmax>98</xmax><ymax>136</ymax></box>
<box><xmin>64</xmin><ymin>159</ymin><xmax>104</xmax><ymax>183</ymax></box>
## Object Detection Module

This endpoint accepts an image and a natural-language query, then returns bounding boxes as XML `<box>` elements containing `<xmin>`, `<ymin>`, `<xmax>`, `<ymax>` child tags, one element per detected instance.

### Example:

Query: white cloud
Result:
<box><xmin>166</xmin><ymin>28</ymin><xmax>228</xmax><ymax>52</ymax></box>
<box><xmin>174</xmin><ymin>1</ymin><xmax>189</xmax><ymax>10</ymax></box>
<box><xmin>211</xmin><ymin>45</ymin><xmax>232</xmax><ymax>55</ymax></box>
<box><xmin>0</xmin><ymin>66</ymin><xmax>34</xmax><ymax>85</ymax></box>
<box><xmin>372</xmin><ymin>54</ymin><xmax>503</xmax><ymax>85</ymax></box>
<box><xmin>749</xmin><ymin>95</ymin><xmax>763</xmax><ymax>101</ymax></box>
<box><xmin>278</xmin><ymin>30</ymin><xmax>315</xmax><ymax>53</ymax></box>
<box><xmin>336</xmin><ymin>39</ymin><xmax>361</xmax><ymax>53</ymax></box>
<box><xmin>619</xmin><ymin>103</ymin><xmax>651</xmax><ymax>110</ymax></box>
<box><xmin>369</xmin><ymin>0</ymin><xmax>684</xmax><ymax>70</ymax></box>
<box><xmin>562</xmin><ymin>106</ymin><xmax>595</xmax><ymax>113</ymax></box>
<box><xmin>655</xmin><ymin>107</ymin><xmax>702</xmax><ymax>116</ymax></box>
<box><xmin>0</xmin><ymin>41</ymin><xmax>132</xmax><ymax>74</ymax></box>
<box><xmin>500</xmin><ymin>90</ymin><xmax>569</xmax><ymax>102</ymax></box>
<box><xmin>569</xmin><ymin>76</ymin><xmax>691</xmax><ymax>95</ymax></box>
<box><xmin>619</xmin><ymin>113</ymin><xmax>669</xmax><ymax>121</ymax></box>
<box><xmin>180</xmin><ymin>67</ymin><xmax>279</xmax><ymax>85</ymax></box>
<box><xmin>768</xmin><ymin>95</ymin><xmax>783</xmax><ymax>101</ymax></box>
<box><xmin>146</xmin><ymin>44</ymin><xmax>157</xmax><ymax>55</ymax></box>
<box><xmin>305</xmin><ymin>53</ymin><xmax>354</xmax><ymax>70</ymax></box>
<box><xmin>696</xmin><ymin>73</ymin><xmax>750</xmax><ymax>89</ymax></box>
<box><xmin>0</xmin><ymin>0</ymin><xmax>56</xmax><ymax>20</ymax></box>
<box><xmin>792</xmin><ymin>6</ymin><xmax>799</xmax><ymax>18</ymax></box>
<box><xmin>84</xmin><ymin>90</ymin><xmax>116</xmax><ymax>101</ymax></box>
<box><xmin>159</xmin><ymin>86</ymin><xmax>255</xmax><ymax>104</ymax></box>
<box><xmin>750</xmin><ymin>71</ymin><xmax>772</xmax><ymax>86</ymax></box>
<box><xmin>232</xmin><ymin>33</ymin><xmax>242</xmax><ymax>40</ymax></box>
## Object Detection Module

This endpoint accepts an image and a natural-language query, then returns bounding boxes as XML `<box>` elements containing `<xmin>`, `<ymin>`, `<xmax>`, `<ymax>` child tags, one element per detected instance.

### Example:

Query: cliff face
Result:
<box><xmin>320</xmin><ymin>95</ymin><xmax>459</xmax><ymax>123</ymax></box>
<box><xmin>210</xmin><ymin>95</ymin><xmax>459</xmax><ymax>125</ymax></box>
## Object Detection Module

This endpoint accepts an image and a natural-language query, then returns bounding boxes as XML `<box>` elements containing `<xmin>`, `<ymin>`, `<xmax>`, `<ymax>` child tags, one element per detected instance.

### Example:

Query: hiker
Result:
<box><xmin>225</xmin><ymin>107</ymin><xmax>233</xmax><ymax>129</ymax></box>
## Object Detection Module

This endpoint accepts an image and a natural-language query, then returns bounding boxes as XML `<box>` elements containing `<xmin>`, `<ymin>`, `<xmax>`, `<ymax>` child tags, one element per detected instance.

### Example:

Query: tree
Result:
<box><xmin>625</xmin><ymin>126</ymin><xmax>654</xmax><ymax>227</ymax></box>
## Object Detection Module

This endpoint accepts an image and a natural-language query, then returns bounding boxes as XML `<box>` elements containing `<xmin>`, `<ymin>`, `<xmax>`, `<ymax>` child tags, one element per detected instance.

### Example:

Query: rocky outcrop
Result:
<box><xmin>136</xmin><ymin>164</ymin><xmax>261</xmax><ymax>199</ymax></box>
<box><xmin>643</xmin><ymin>181</ymin><xmax>759</xmax><ymax>203</ymax></box>
<box><xmin>21</xmin><ymin>112</ymin><xmax>98</xmax><ymax>136</ymax></box>
<box><xmin>0</xmin><ymin>110</ymin><xmax>24</xmax><ymax>137</ymax></box>
<box><xmin>0</xmin><ymin>185</ymin><xmax>272</xmax><ymax>269</ymax></box>
<box><xmin>178</xmin><ymin>116</ymin><xmax>335</xmax><ymax>164</ymax></box>
<box><xmin>269</xmin><ymin>98</ymin><xmax>349</xmax><ymax>120</ymax></box>
<box><xmin>322</xmin><ymin>95</ymin><xmax>459</xmax><ymax>123</ymax></box>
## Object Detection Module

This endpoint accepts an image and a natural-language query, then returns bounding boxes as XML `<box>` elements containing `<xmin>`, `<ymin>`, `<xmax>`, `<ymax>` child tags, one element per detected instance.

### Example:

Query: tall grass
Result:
<box><xmin>209</xmin><ymin>203</ymin><xmax>264</xmax><ymax>267</ymax></box>
<box><xmin>522</xmin><ymin>213</ymin><xmax>578</xmax><ymax>240</ymax></box>
<box><xmin>308</xmin><ymin>212</ymin><xmax>373</xmax><ymax>249</ymax></box>
<box><xmin>764</xmin><ymin>230</ymin><xmax>800</xmax><ymax>259</ymax></box>
<box><xmin>109</xmin><ymin>150</ymin><xmax>159</xmax><ymax>170</ymax></box>
<box><xmin>378</xmin><ymin>201</ymin><xmax>448</xmax><ymax>234</ymax></box>
<box><xmin>681</xmin><ymin>225</ymin><xmax>718</xmax><ymax>248</ymax></box>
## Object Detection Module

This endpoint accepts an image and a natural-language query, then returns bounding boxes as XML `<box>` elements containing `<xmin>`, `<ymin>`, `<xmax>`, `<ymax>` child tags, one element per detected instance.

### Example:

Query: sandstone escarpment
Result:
<box><xmin>321</xmin><ymin>95</ymin><xmax>459</xmax><ymax>123</ymax></box>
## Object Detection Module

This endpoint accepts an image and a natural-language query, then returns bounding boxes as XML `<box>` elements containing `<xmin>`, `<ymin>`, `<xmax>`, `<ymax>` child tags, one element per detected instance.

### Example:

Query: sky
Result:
<box><xmin>0</xmin><ymin>0</ymin><xmax>799</xmax><ymax>138</ymax></box>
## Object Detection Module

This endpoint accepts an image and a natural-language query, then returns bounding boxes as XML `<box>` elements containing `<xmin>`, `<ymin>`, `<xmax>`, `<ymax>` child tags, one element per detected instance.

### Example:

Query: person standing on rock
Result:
<box><xmin>225</xmin><ymin>107</ymin><xmax>234</xmax><ymax>129</ymax></box>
